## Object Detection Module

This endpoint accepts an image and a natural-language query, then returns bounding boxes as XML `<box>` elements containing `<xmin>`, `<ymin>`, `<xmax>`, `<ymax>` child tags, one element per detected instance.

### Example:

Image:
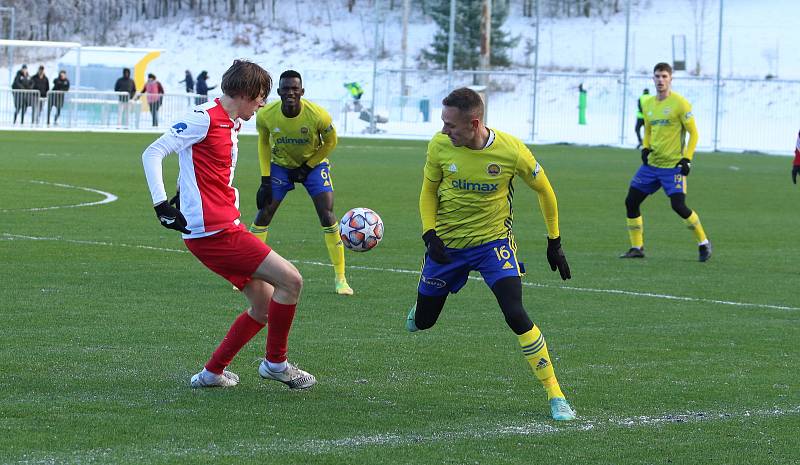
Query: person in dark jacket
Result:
<box><xmin>48</xmin><ymin>70</ymin><xmax>70</xmax><ymax>125</ymax></box>
<box><xmin>114</xmin><ymin>68</ymin><xmax>136</xmax><ymax>102</ymax></box>
<box><xmin>114</xmin><ymin>68</ymin><xmax>137</xmax><ymax>126</ymax></box>
<box><xmin>30</xmin><ymin>65</ymin><xmax>49</xmax><ymax>123</ymax></box>
<box><xmin>179</xmin><ymin>70</ymin><xmax>194</xmax><ymax>93</ymax></box>
<box><xmin>194</xmin><ymin>70</ymin><xmax>216</xmax><ymax>105</ymax></box>
<box><xmin>12</xmin><ymin>65</ymin><xmax>34</xmax><ymax>124</ymax></box>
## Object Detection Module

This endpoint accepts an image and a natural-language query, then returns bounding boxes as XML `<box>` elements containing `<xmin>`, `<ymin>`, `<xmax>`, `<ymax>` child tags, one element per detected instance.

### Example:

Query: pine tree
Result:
<box><xmin>421</xmin><ymin>0</ymin><xmax>520</xmax><ymax>70</ymax></box>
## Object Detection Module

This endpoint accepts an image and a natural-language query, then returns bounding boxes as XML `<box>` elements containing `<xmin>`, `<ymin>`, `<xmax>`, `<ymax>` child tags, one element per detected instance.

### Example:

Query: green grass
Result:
<box><xmin>0</xmin><ymin>130</ymin><xmax>798</xmax><ymax>464</ymax></box>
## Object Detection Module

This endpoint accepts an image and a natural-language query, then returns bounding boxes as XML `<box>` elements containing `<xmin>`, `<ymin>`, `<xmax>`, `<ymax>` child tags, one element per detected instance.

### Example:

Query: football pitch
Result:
<box><xmin>1</xmin><ymin>130</ymin><xmax>798</xmax><ymax>464</ymax></box>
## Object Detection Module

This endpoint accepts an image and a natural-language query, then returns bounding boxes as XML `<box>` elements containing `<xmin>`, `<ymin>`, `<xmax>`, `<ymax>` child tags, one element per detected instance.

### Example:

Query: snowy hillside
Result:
<box><xmin>4</xmin><ymin>0</ymin><xmax>800</xmax><ymax>90</ymax></box>
<box><xmin>2</xmin><ymin>0</ymin><xmax>798</xmax><ymax>153</ymax></box>
<box><xmin>114</xmin><ymin>0</ymin><xmax>800</xmax><ymax>87</ymax></box>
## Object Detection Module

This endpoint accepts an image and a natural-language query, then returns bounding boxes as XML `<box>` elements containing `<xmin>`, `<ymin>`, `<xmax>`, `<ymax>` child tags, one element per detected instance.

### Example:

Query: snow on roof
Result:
<box><xmin>59</xmin><ymin>47</ymin><xmax>164</xmax><ymax>67</ymax></box>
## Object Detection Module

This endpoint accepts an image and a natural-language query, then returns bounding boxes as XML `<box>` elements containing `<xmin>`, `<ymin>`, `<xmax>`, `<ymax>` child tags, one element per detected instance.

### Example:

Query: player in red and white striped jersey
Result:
<box><xmin>142</xmin><ymin>60</ymin><xmax>316</xmax><ymax>390</ymax></box>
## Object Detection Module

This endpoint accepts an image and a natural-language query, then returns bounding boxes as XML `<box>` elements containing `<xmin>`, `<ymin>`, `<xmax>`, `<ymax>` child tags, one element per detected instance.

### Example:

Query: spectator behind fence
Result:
<box><xmin>179</xmin><ymin>70</ymin><xmax>194</xmax><ymax>93</ymax></box>
<box><xmin>12</xmin><ymin>64</ymin><xmax>34</xmax><ymax>125</ymax></box>
<box><xmin>115</xmin><ymin>68</ymin><xmax>137</xmax><ymax>127</ymax></box>
<box><xmin>31</xmin><ymin>65</ymin><xmax>49</xmax><ymax>124</ymax></box>
<box><xmin>139</xmin><ymin>73</ymin><xmax>165</xmax><ymax>127</ymax></box>
<box><xmin>114</xmin><ymin>68</ymin><xmax>136</xmax><ymax>102</ymax></box>
<box><xmin>195</xmin><ymin>70</ymin><xmax>216</xmax><ymax>105</ymax></box>
<box><xmin>48</xmin><ymin>70</ymin><xmax>70</xmax><ymax>126</ymax></box>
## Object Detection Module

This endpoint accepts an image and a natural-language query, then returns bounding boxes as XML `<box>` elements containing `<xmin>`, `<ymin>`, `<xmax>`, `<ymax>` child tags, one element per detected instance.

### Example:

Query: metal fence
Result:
<box><xmin>0</xmin><ymin>89</ymin><xmax>221</xmax><ymax>130</ymax></box>
<box><xmin>364</xmin><ymin>69</ymin><xmax>798</xmax><ymax>154</ymax></box>
<box><xmin>2</xmin><ymin>71</ymin><xmax>797</xmax><ymax>154</ymax></box>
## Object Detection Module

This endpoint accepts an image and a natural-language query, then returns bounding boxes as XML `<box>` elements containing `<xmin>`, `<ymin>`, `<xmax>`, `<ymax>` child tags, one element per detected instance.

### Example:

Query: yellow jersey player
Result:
<box><xmin>621</xmin><ymin>62</ymin><xmax>712</xmax><ymax>262</ymax></box>
<box><xmin>405</xmin><ymin>87</ymin><xmax>576</xmax><ymax>421</ymax></box>
<box><xmin>250</xmin><ymin>70</ymin><xmax>352</xmax><ymax>295</ymax></box>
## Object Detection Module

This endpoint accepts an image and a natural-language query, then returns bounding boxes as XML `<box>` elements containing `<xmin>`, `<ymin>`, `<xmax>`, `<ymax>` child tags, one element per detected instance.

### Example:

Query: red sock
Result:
<box><xmin>265</xmin><ymin>300</ymin><xmax>297</xmax><ymax>363</ymax></box>
<box><xmin>205</xmin><ymin>311</ymin><xmax>265</xmax><ymax>374</ymax></box>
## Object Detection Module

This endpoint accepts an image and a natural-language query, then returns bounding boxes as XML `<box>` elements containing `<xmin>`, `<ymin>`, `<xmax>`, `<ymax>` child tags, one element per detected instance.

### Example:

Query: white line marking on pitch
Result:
<box><xmin>2</xmin><ymin>233</ymin><xmax>797</xmax><ymax>312</ymax></box>
<box><xmin>0</xmin><ymin>180</ymin><xmax>118</xmax><ymax>212</ymax></box>
<box><xmin>19</xmin><ymin>404</ymin><xmax>800</xmax><ymax>461</ymax></box>
<box><xmin>291</xmin><ymin>405</ymin><xmax>800</xmax><ymax>452</ymax></box>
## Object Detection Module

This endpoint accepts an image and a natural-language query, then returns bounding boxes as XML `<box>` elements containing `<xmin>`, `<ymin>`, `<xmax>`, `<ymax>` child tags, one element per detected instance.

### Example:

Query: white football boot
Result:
<box><xmin>190</xmin><ymin>368</ymin><xmax>240</xmax><ymax>388</ymax></box>
<box><xmin>258</xmin><ymin>360</ymin><xmax>316</xmax><ymax>390</ymax></box>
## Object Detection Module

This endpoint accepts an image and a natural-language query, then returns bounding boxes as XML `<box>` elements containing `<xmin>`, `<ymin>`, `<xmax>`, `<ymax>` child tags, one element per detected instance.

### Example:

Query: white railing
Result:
<box><xmin>1</xmin><ymin>71</ymin><xmax>797</xmax><ymax>154</ymax></box>
<box><xmin>0</xmin><ymin>89</ymin><xmax>223</xmax><ymax>130</ymax></box>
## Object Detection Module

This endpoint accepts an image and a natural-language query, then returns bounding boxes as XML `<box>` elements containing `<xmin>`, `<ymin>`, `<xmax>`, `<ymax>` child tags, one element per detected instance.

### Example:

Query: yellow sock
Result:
<box><xmin>518</xmin><ymin>326</ymin><xmax>565</xmax><ymax>400</ymax></box>
<box><xmin>683</xmin><ymin>211</ymin><xmax>708</xmax><ymax>244</ymax></box>
<box><xmin>626</xmin><ymin>216</ymin><xmax>644</xmax><ymax>249</ymax></box>
<box><xmin>323</xmin><ymin>224</ymin><xmax>346</xmax><ymax>279</ymax></box>
<box><xmin>249</xmin><ymin>223</ymin><xmax>269</xmax><ymax>244</ymax></box>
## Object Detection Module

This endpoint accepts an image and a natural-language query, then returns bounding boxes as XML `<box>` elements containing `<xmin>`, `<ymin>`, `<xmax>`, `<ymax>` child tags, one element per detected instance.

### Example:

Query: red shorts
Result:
<box><xmin>184</xmin><ymin>223</ymin><xmax>272</xmax><ymax>290</ymax></box>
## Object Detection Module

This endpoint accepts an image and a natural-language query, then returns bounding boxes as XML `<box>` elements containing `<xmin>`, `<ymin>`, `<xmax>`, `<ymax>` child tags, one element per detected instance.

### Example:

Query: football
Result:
<box><xmin>339</xmin><ymin>207</ymin><xmax>384</xmax><ymax>252</ymax></box>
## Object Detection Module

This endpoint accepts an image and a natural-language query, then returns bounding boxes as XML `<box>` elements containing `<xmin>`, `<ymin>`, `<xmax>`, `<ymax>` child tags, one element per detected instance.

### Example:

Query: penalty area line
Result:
<box><xmin>2</xmin><ymin>233</ymin><xmax>797</xmax><ymax>312</ymax></box>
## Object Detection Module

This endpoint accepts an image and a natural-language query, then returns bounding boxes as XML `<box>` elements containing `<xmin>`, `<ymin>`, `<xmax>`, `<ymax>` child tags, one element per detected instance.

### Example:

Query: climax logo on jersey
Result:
<box><xmin>532</xmin><ymin>162</ymin><xmax>541</xmax><ymax>179</ymax></box>
<box><xmin>170</xmin><ymin>122</ymin><xmax>188</xmax><ymax>135</ymax></box>
<box><xmin>486</xmin><ymin>163</ymin><xmax>502</xmax><ymax>176</ymax></box>
<box><xmin>451</xmin><ymin>179</ymin><xmax>499</xmax><ymax>192</ymax></box>
<box><xmin>275</xmin><ymin>136</ymin><xmax>310</xmax><ymax>144</ymax></box>
<box><xmin>448</xmin><ymin>163</ymin><xmax>458</xmax><ymax>172</ymax></box>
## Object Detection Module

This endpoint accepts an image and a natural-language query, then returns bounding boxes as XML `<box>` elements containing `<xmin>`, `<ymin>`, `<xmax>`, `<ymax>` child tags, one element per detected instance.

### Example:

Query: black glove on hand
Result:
<box><xmin>675</xmin><ymin>157</ymin><xmax>691</xmax><ymax>176</ymax></box>
<box><xmin>154</xmin><ymin>201</ymin><xmax>190</xmax><ymax>234</ymax></box>
<box><xmin>256</xmin><ymin>176</ymin><xmax>272</xmax><ymax>209</ymax></box>
<box><xmin>546</xmin><ymin>236</ymin><xmax>571</xmax><ymax>280</ymax></box>
<box><xmin>289</xmin><ymin>164</ymin><xmax>313</xmax><ymax>183</ymax></box>
<box><xmin>168</xmin><ymin>191</ymin><xmax>180</xmax><ymax>210</ymax></box>
<box><xmin>641</xmin><ymin>148</ymin><xmax>651</xmax><ymax>165</ymax></box>
<box><xmin>792</xmin><ymin>166</ymin><xmax>799</xmax><ymax>185</ymax></box>
<box><xmin>422</xmin><ymin>229</ymin><xmax>452</xmax><ymax>264</ymax></box>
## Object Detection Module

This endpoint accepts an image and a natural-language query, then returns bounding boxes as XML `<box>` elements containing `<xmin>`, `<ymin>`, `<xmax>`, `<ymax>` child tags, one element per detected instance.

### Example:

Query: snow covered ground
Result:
<box><xmin>2</xmin><ymin>0</ymin><xmax>798</xmax><ymax>153</ymax></box>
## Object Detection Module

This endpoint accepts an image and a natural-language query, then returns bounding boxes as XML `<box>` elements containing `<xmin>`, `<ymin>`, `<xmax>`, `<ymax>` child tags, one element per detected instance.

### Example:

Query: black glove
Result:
<box><xmin>793</xmin><ymin>166</ymin><xmax>799</xmax><ymax>185</ymax></box>
<box><xmin>546</xmin><ymin>236</ymin><xmax>571</xmax><ymax>280</ymax></box>
<box><xmin>154</xmin><ymin>201</ymin><xmax>190</xmax><ymax>234</ymax></box>
<box><xmin>168</xmin><ymin>191</ymin><xmax>180</xmax><ymax>210</ymax></box>
<box><xmin>675</xmin><ymin>157</ymin><xmax>691</xmax><ymax>176</ymax></box>
<box><xmin>288</xmin><ymin>163</ymin><xmax>313</xmax><ymax>183</ymax></box>
<box><xmin>641</xmin><ymin>148</ymin><xmax>651</xmax><ymax>165</ymax></box>
<box><xmin>422</xmin><ymin>229</ymin><xmax>452</xmax><ymax>264</ymax></box>
<box><xmin>256</xmin><ymin>176</ymin><xmax>272</xmax><ymax>209</ymax></box>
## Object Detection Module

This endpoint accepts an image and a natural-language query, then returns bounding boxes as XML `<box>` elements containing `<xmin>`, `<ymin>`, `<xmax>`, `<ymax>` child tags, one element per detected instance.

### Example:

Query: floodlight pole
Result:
<box><xmin>619</xmin><ymin>0</ymin><xmax>631</xmax><ymax>146</ymax></box>
<box><xmin>369</xmin><ymin>0</ymin><xmax>381</xmax><ymax>134</ymax></box>
<box><xmin>712</xmin><ymin>0</ymin><xmax>724</xmax><ymax>151</ymax></box>
<box><xmin>530</xmin><ymin>0</ymin><xmax>540</xmax><ymax>142</ymax></box>
<box><xmin>446</xmin><ymin>0</ymin><xmax>456</xmax><ymax>91</ymax></box>
<box><xmin>0</xmin><ymin>7</ymin><xmax>15</xmax><ymax>86</ymax></box>
<box><xmin>76</xmin><ymin>46</ymin><xmax>81</xmax><ymax>89</ymax></box>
